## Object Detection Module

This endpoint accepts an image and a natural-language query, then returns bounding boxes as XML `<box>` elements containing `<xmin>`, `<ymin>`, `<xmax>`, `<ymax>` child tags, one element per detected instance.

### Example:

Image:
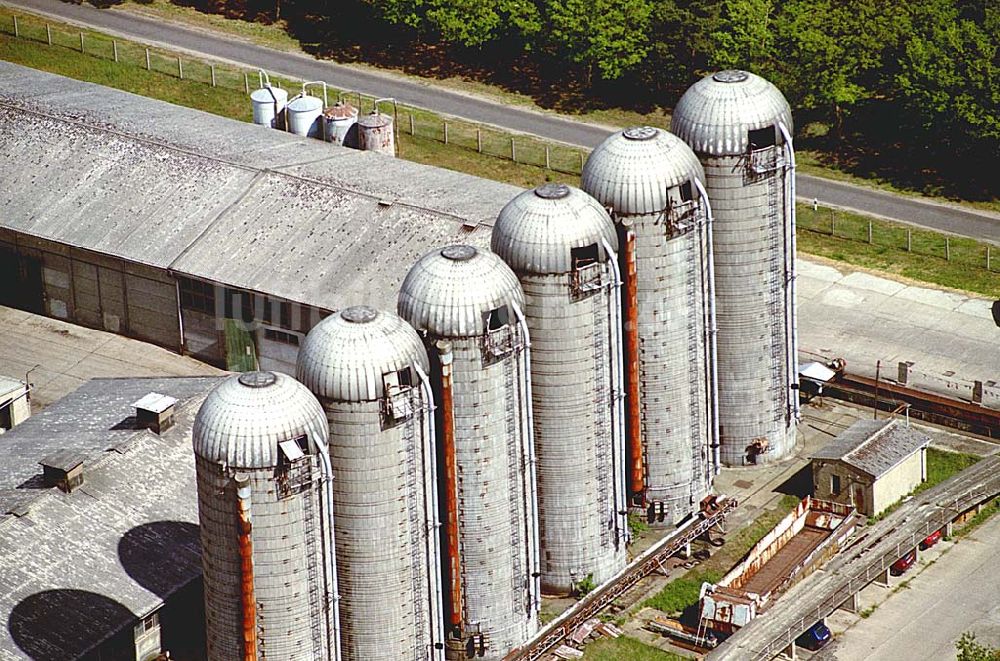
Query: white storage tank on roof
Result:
<box><xmin>398</xmin><ymin>245</ymin><xmax>539</xmax><ymax>660</ymax></box>
<box><xmin>491</xmin><ymin>183</ymin><xmax>628</xmax><ymax>594</ymax></box>
<box><xmin>297</xmin><ymin>306</ymin><xmax>444</xmax><ymax>661</ymax></box>
<box><xmin>193</xmin><ymin>371</ymin><xmax>337</xmax><ymax>661</ymax></box>
<box><xmin>582</xmin><ymin>126</ymin><xmax>718</xmax><ymax>526</ymax></box>
<box><xmin>287</xmin><ymin>94</ymin><xmax>324</xmax><ymax>138</ymax></box>
<box><xmin>672</xmin><ymin>70</ymin><xmax>799</xmax><ymax>467</ymax></box>
<box><xmin>250</xmin><ymin>85</ymin><xmax>288</xmax><ymax>129</ymax></box>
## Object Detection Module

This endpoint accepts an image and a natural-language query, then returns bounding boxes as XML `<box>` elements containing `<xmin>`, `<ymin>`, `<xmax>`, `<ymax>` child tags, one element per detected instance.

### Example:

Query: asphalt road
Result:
<box><xmin>6</xmin><ymin>0</ymin><xmax>999</xmax><ymax>243</ymax></box>
<box><xmin>818</xmin><ymin>513</ymin><xmax>1000</xmax><ymax>661</ymax></box>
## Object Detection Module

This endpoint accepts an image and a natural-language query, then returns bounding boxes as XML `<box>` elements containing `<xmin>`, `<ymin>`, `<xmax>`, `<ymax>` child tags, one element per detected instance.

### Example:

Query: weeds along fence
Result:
<box><xmin>797</xmin><ymin>204</ymin><xmax>998</xmax><ymax>274</ymax></box>
<box><xmin>1</xmin><ymin>12</ymin><xmax>589</xmax><ymax>175</ymax></box>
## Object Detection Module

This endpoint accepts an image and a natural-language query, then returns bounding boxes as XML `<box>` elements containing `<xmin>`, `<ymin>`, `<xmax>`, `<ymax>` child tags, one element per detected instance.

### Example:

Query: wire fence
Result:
<box><xmin>1</xmin><ymin>11</ymin><xmax>589</xmax><ymax>175</ymax></box>
<box><xmin>797</xmin><ymin>204</ymin><xmax>998</xmax><ymax>273</ymax></box>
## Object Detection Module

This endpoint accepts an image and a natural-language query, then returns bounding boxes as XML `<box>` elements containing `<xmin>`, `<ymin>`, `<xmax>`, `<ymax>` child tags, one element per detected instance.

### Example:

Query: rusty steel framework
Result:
<box><xmin>503</xmin><ymin>497</ymin><xmax>738</xmax><ymax>661</ymax></box>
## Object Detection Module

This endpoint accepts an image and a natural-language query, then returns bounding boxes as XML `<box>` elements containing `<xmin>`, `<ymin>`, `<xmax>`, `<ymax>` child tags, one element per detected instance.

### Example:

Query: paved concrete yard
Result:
<box><xmin>797</xmin><ymin>258</ymin><xmax>1000</xmax><ymax>386</ymax></box>
<box><xmin>818</xmin><ymin>513</ymin><xmax>1000</xmax><ymax>660</ymax></box>
<box><xmin>0</xmin><ymin>306</ymin><xmax>223</xmax><ymax>410</ymax></box>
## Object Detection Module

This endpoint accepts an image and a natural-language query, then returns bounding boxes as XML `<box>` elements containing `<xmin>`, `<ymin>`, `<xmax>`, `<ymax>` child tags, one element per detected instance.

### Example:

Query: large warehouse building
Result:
<box><xmin>0</xmin><ymin>62</ymin><xmax>519</xmax><ymax>374</ymax></box>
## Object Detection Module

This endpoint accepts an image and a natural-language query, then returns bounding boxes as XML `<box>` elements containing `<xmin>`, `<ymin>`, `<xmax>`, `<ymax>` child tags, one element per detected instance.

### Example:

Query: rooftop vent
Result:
<box><xmin>133</xmin><ymin>392</ymin><xmax>178</xmax><ymax>435</ymax></box>
<box><xmin>39</xmin><ymin>450</ymin><xmax>86</xmax><ymax>493</ymax></box>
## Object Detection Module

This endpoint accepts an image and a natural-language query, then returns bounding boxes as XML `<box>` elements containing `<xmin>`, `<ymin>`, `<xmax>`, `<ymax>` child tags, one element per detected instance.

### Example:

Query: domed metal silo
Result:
<box><xmin>296</xmin><ymin>306</ymin><xmax>445</xmax><ymax>661</ymax></box>
<box><xmin>398</xmin><ymin>245</ymin><xmax>539</xmax><ymax>661</ymax></box>
<box><xmin>193</xmin><ymin>371</ymin><xmax>339</xmax><ymax>661</ymax></box>
<box><xmin>671</xmin><ymin>70</ymin><xmax>799</xmax><ymax>466</ymax></box>
<box><xmin>581</xmin><ymin>126</ymin><xmax>718</xmax><ymax>526</ymax></box>
<box><xmin>490</xmin><ymin>183</ymin><xmax>627</xmax><ymax>594</ymax></box>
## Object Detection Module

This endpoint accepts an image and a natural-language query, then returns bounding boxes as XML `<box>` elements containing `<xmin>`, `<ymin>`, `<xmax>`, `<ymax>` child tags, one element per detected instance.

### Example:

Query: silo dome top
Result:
<box><xmin>296</xmin><ymin>306</ymin><xmax>429</xmax><ymax>402</ymax></box>
<box><xmin>581</xmin><ymin>127</ymin><xmax>705</xmax><ymax>217</ymax></box>
<box><xmin>193</xmin><ymin>371</ymin><xmax>329</xmax><ymax>469</ymax></box>
<box><xmin>671</xmin><ymin>70</ymin><xmax>793</xmax><ymax>156</ymax></box>
<box><xmin>398</xmin><ymin>245</ymin><xmax>525</xmax><ymax>338</ymax></box>
<box><xmin>491</xmin><ymin>184</ymin><xmax>618</xmax><ymax>274</ymax></box>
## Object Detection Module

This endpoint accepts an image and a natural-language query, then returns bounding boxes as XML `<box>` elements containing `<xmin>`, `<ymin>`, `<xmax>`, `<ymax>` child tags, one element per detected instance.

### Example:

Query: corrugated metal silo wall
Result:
<box><xmin>630</xmin><ymin>215</ymin><xmax>714</xmax><ymax>523</ymax></box>
<box><xmin>703</xmin><ymin>148</ymin><xmax>795</xmax><ymax>464</ymax></box>
<box><xmin>196</xmin><ymin>455</ymin><xmax>333</xmax><ymax>660</ymax></box>
<box><xmin>447</xmin><ymin>335</ymin><xmax>537</xmax><ymax>659</ymax></box>
<box><xmin>521</xmin><ymin>273</ymin><xmax>625</xmax><ymax>593</ymax></box>
<box><xmin>323</xmin><ymin>397</ymin><xmax>435</xmax><ymax>661</ymax></box>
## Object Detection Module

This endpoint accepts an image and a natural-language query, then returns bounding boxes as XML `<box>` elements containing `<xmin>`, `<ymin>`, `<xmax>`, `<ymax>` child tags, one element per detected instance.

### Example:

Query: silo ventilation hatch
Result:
<box><xmin>238</xmin><ymin>371</ymin><xmax>277</xmax><ymax>388</ymax></box>
<box><xmin>623</xmin><ymin>126</ymin><xmax>658</xmax><ymax>141</ymax></box>
<box><xmin>342</xmin><ymin>306</ymin><xmax>378</xmax><ymax>324</ymax></box>
<box><xmin>713</xmin><ymin>70</ymin><xmax>750</xmax><ymax>83</ymax></box>
<box><xmin>441</xmin><ymin>245</ymin><xmax>477</xmax><ymax>261</ymax></box>
<box><xmin>534</xmin><ymin>183</ymin><xmax>570</xmax><ymax>199</ymax></box>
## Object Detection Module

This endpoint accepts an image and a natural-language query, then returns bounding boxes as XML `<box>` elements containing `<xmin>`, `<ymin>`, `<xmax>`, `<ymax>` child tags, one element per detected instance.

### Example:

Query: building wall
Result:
<box><xmin>0</xmin><ymin>383</ymin><xmax>31</xmax><ymax>430</ymax></box>
<box><xmin>872</xmin><ymin>449</ymin><xmax>926</xmax><ymax>515</ymax></box>
<box><xmin>812</xmin><ymin>460</ymin><xmax>873</xmax><ymax>516</ymax></box>
<box><xmin>0</xmin><ymin>231</ymin><xmax>182</xmax><ymax>352</ymax></box>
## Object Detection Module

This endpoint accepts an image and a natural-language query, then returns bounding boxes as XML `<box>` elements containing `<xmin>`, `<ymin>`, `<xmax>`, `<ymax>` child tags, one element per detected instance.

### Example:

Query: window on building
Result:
<box><xmin>679</xmin><ymin>180</ymin><xmax>694</xmax><ymax>202</ymax></box>
<box><xmin>133</xmin><ymin>612</ymin><xmax>159</xmax><ymax>638</ymax></box>
<box><xmin>748</xmin><ymin>125</ymin><xmax>776</xmax><ymax>150</ymax></box>
<box><xmin>831</xmin><ymin>474</ymin><xmax>841</xmax><ymax>495</ymax></box>
<box><xmin>571</xmin><ymin>243</ymin><xmax>600</xmax><ymax>270</ymax></box>
<box><xmin>263</xmin><ymin>327</ymin><xmax>300</xmax><ymax>346</ymax></box>
<box><xmin>487</xmin><ymin>305</ymin><xmax>510</xmax><ymax>331</ymax></box>
<box><xmin>177</xmin><ymin>277</ymin><xmax>216</xmax><ymax>315</ymax></box>
<box><xmin>223</xmin><ymin>288</ymin><xmax>254</xmax><ymax>322</ymax></box>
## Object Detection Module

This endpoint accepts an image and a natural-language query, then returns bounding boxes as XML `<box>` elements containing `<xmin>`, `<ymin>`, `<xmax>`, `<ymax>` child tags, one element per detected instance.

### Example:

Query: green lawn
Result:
<box><xmin>583</xmin><ymin>636</ymin><xmax>686</xmax><ymax>661</ymax></box>
<box><xmin>916</xmin><ymin>448</ymin><xmax>982</xmax><ymax>494</ymax></box>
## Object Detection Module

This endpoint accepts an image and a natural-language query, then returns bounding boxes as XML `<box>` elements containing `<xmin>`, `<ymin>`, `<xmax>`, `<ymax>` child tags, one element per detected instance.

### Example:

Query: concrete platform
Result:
<box><xmin>0</xmin><ymin>306</ymin><xmax>223</xmax><ymax>410</ymax></box>
<box><xmin>796</xmin><ymin>257</ymin><xmax>1000</xmax><ymax>389</ymax></box>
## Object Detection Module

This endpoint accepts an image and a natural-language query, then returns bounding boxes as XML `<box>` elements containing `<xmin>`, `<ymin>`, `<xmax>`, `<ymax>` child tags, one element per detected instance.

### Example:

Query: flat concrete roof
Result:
<box><xmin>0</xmin><ymin>62</ymin><xmax>517</xmax><ymax>311</ymax></box>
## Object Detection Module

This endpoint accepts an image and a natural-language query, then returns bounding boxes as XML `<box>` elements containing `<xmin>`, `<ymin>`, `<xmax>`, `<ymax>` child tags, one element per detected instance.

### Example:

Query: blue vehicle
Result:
<box><xmin>796</xmin><ymin>621</ymin><xmax>832</xmax><ymax>651</ymax></box>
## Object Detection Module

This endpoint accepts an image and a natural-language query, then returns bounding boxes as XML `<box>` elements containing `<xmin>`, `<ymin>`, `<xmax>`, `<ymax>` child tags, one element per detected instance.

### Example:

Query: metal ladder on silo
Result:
<box><xmin>402</xmin><ymin>405</ymin><xmax>428</xmax><ymax>661</ymax></box>
<box><xmin>503</xmin><ymin>355</ymin><xmax>525</xmax><ymax>605</ymax></box>
<box><xmin>301</xmin><ymin>462</ymin><xmax>327</xmax><ymax>657</ymax></box>
<box><xmin>592</xmin><ymin>293</ymin><xmax>613</xmax><ymax>548</ymax></box>
<box><xmin>765</xmin><ymin>166</ymin><xmax>787</xmax><ymax>426</ymax></box>
<box><xmin>684</xmin><ymin>233</ymin><xmax>704</xmax><ymax>484</ymax></box>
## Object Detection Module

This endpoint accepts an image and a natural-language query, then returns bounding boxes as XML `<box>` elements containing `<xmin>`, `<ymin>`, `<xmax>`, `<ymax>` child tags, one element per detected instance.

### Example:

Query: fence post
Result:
<box><xmin>145</xmin><ymin>48</ymin><xmax>151</xmax><ymax>71</ymax></box>
<box><xmin>80</xmin><ymin>31</ymin><xmax>84</xmax><ymax>53</ymax></box>
<box><xmin>831</xmin><ymin>210</ymin><xmax>836</xmax><ymax>236</ymax></box>
<box><xmin>907</xmin><ymin>229</ymin><xmax>912</xmax><ymax>252</ymax></box>
<box><xmin>210</xmin><ymin>64</ymin><xmax>216</xmax><ymax>87</ymax></box>
<box><xmin>579</xmin><ymin>152</ymin><xmax>584</xmax><ymax>173</ymax></box>
<box><xmin>868</xmin><ymin>220</ymin><xmax>873</xmax><ymax>243</ymax></box>
<box><xmin>545</xmin><ymin>145</ymin><xmax>550</xmax><ymax>170</ymax></box>
<box><xmin>511</xmin><ymin>138</ymin><xmax>516</xmax><ymax>163</ymax></box>
<box><xmin>12</xmin><ymin>15</ymin><xmax>17</xmax><ymax>38</ymax></box>
<box><xmin>46</xmin><ymin>24</ymin><xmax>51</xmax><ymax>46</ymax></box>
<box><xmin>409</xmin><ymin>113</ymin><xmax>414</xmax><ymax>135</ymax></box>
<box><xmin>177</xmin><ymin>57</ymin><xmax>183</xmax><ymax>80</ymax></box>
<box><xmin>443</xmin><ymin>121</ymin><xmax>448</xmax><ymax>145</ymax></box>
<box><xmin>477</xmin><ymin>128</ymin><xmax>482</xmax><ymax>153</ymax></box>
<box><xmin>945</xmin><ymin>237</ymin><xmax>950</xmax><ymax>261</ymax></box>
<box><xmin>113</xmin><ymin>40</ymin><xmax>118</xmax><ymax>63</ymax></box>
<box><xmin>988</xmin><ymin>245</ymin><xmax>992</xmax><ymax>271</ymax></box>
<box><xmin>244</xmin><ymin>72</ymin><xmax>250</xmax><ymax>94</ymax></box>
<box><xmin>358</xmin><ymin>92</ymin><xmax>363</xmax><ymax>111</ymax></box>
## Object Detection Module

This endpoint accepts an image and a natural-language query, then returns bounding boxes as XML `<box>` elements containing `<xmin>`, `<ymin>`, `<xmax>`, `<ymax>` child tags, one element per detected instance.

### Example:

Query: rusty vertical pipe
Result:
<box><xmin>436</xmin><ymin>340</ymin><xmax>463</xmax><ymax>630</ymax></box>
<box><xmin>623</xmin><ymin>229</ymin><xmax>644</xmax><ymax>500</ymax></box>
<box><xmin>235</xmin><ymin>472</ymin><xmax>257</xmax><ymax>661</ymax></box>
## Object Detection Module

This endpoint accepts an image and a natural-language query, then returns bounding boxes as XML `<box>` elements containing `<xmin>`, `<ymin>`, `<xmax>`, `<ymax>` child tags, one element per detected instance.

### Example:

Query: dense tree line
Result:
<box><xmin>173</xmin><ymin>0</ymin><xmax>998</xmax><ymax>197</ymax></box>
